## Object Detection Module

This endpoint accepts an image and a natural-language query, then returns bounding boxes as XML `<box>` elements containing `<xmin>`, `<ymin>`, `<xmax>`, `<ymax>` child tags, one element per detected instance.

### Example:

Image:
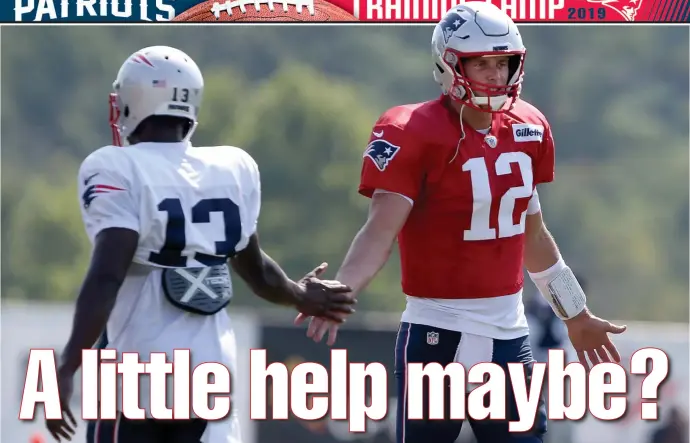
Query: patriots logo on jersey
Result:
<box><xmin>81</xmin><ymin>173</ymin><xmax>126</xmax><ymax>209</ymax></box>
<box><xmin>364</xmin><ymin>139</ymin><xmax>401</xmax><ymax>172</ymax></box>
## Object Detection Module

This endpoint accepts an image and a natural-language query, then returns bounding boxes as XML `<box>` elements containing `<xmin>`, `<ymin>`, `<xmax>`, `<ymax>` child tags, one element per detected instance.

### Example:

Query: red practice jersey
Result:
<box><xmin>359</xmin><ymin>96</ymin><xmax>555</xmax><ymax>300</ymax></box>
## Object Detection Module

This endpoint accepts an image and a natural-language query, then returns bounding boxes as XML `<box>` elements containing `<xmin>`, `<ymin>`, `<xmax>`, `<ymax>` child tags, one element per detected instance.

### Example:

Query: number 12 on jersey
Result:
<box><xmin>149</xmin><ymin>197</ymin><xmax>242</xmax><ymax>267</ymax></box>
<box><xmin>462</xmin><ymin>152</ymin><xmax>534</xmax><ymax>241</ymax></box>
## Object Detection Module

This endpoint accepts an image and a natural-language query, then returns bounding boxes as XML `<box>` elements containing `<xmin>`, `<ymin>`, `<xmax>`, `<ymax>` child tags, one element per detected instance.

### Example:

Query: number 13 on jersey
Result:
<box><xmin>462</xmin><ymin>152</ymin><xmax>534</xmax><ymax>241</ymax></box>
<box><xmin>149</xmin><ymin>197</ymin><xmax>242</xmax><ymax>267</ymax></box>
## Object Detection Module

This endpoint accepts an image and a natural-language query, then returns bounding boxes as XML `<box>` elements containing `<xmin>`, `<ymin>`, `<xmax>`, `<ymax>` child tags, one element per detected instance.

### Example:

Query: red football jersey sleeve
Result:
<box><xmin>533</xmin><ymin>124</ymin><xmax>555</xmax><ymax>184</ymax></box>
<box><xmin>359</xmin><ymin>123</ymin><xmax>426</xmax><ymax>201</ymax></box>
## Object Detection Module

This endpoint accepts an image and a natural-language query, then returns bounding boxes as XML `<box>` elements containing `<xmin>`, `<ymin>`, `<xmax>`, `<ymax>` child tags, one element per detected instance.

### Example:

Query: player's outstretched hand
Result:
<box><xmin>45</xmin><ymin>369</ymin><xmax>77</xmax><ymax>441</ymax></box>
<box><xmin>294</xmin><ymin>263</ymin><xmax>356</xmax><ymax>323</ymax></box>
<box><xmin>294</xmin><ymin>314</ymin><xmax>341</xmax><ymax>346</ymax></box>
<box><xmin>564</xmin><ymin>309</ymin><xmax>627</xmax><ymax>370</ymax></box>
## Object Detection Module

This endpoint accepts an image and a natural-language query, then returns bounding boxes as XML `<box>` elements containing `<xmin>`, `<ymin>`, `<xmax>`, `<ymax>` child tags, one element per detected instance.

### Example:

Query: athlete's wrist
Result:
<box><xmin>286</xmin><ymin>280</ymin><xmax>306</xmax><ymax>307</ymax></box>
<box><xmin>334</xmin><ymin>271</ymin><xmax>365</xmax><ymax>296</ymax></box>
<box><xmin>57</xmin><ymin>353</ymin><xmax>80</xmax><ymax>377</ymax></box>
<box><xmin>528</xmin><ymin>258</ymin><xmax>587</xmax><ymax>320</ymax></box>
<box><xmin>563</xmin><ymin>306</ymin><xmax>592</xmax><ymax>325</ymax></box>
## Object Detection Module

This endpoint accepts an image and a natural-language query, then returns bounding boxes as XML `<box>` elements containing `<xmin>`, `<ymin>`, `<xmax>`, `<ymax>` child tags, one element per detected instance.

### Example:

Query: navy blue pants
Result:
<box><xmin>87</xmin><ymin>413</ymin><xmax>207</xmax><ymax>443</ymax></box>
<box><xmin>395</xmin><ymin>322</ymin><xmax>547</xmax><ymax>443</ymax></box>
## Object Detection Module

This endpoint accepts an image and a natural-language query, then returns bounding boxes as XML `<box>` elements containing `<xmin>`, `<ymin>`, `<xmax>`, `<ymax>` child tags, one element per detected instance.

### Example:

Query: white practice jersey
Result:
<box><xmin>77</xmin><ymin>141</ymin><xmax>257</xmax><ymax>440</ymax></box>
<box><xmin>79</xmin><ymin>142</ymin><xmax>260</xmax><ymax>267</ymax></box>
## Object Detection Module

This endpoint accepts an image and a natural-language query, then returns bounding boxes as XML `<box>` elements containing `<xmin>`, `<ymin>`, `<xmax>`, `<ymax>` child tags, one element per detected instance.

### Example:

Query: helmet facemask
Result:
<box><xmin>109</xmin><ymin>92</ymin><xmax>124</xmax><ymax>147</ymax></box>
<box><xmin>441</xmin><ymin>50</ymin><xmax>525</xmax><ymax>113</ymax></box>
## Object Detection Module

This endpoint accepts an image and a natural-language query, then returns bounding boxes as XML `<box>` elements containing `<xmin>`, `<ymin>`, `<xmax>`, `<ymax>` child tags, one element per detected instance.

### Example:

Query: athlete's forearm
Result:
<box><xmin>335</xmin><ymin>223</ymin><xmax>396</xmax><ymax>294</ymax></box>
<box><xmin>60</xmin><ymin>229</ymin><xmax>136</xmax><ymax>375</ymax></box>
<box><xmin>524</xmin><ymin>213</ymin><xmax>561</xmax><ymax>272</ymax></box>
<box><xmin>253</xmin><ymin>251</ymin><xmax>303</xmax><ymax>306</ymax></box>
<box><xmin>524</xmin><ymin>213</ymin><xmax>590</xmax><ymax>320</ymax></box>
<box><xmin>231</xmin><ymin>246</ymin><xmax>301</xmax><ymax>307</ymax></box>
<box><xmin>60</xmin><ymin>272</ymin><xmax>121</xmax><ymax>375</ymax></box>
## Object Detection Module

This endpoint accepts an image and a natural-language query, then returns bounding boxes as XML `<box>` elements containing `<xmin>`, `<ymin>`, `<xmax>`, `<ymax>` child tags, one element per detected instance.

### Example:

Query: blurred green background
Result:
<box><xmin>2</xmin><ymin>26</ymin><xmax>688</xmax><ymax>322</ymax></box>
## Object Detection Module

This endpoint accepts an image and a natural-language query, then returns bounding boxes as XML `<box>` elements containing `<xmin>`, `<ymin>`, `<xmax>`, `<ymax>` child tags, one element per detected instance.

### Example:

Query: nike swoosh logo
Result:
<box><xmin>372</xmin><ymin>130</ymin><xmax>384</xmax><ymax>137</ymax></box>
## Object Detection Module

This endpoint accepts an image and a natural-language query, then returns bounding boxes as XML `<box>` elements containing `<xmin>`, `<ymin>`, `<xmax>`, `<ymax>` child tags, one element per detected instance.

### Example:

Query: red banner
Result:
<box><xmin>327</xmin><ymin>0</ymin><xmax>687</xmax><ymax>21</ymax></box>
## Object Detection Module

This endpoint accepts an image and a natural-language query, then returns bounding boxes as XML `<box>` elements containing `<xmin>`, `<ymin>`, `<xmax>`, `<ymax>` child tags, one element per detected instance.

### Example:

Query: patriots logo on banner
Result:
<box><xmin>586</xmin><ymin>0</ymin><xmax>644</xmax><ymax>21</ymax></box>
<box><xmin>441</xmin><ymin>11</ymin><xmax>468</xmax><ymax>43</ymax></box>
<box><xmin>364</xmin><ymin>139</ymin><xmax>401</xmax><ymax>171</ymax></box>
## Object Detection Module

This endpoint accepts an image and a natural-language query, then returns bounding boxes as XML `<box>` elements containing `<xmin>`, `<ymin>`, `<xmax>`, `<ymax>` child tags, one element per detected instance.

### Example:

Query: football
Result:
<box><xmin>173</xmin><ymin>0</ymin><xmax>357</xmax><ymax>21</ymax></box>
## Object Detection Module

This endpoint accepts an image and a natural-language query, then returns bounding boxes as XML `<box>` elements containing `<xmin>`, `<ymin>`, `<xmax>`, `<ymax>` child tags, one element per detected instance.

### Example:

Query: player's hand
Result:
<box><xmin>294</xmin><ymin>263</ymin><xmax>356</xmax><ymax>323</ymax></box>
<box><xmin>45</xmin><ymin>368</ymin><xmax>77</xmax><ymax>442</ymax></box>
<box><xmin>294</xmin><ymin>314</ymin><xmax>341</xmax><ymax>346</ymax></box>
<box><xmin>564</xmin><ymin>309</ymin><xmax>627</xmax><ymax>370</ymax></box>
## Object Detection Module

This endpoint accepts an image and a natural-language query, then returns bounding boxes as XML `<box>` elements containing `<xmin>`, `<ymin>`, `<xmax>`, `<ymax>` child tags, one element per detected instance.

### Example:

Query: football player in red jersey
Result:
<box><xmin>296</xmin><ymin>2</ymin><xmax>627</xmax><ymax>442</ymax></box>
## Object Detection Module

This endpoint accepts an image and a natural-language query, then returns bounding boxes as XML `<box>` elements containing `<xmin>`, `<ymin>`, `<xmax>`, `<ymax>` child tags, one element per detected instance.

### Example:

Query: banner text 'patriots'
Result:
<box><xmin>14</xmin><ymin>0</ymin><xmax>176</xmax><ymax>21</ymax></box>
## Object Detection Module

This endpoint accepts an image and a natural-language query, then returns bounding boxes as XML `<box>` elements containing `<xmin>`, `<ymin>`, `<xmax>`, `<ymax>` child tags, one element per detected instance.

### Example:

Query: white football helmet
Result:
<box><xmin>432</xmin><ymin>2</ymin><xmax>526</xmax><ymax>112</ymax></box>
<box><xmin>109</xmin><ymin>46</ymin><xmax>204</xmax><ymax>146</ymax></box>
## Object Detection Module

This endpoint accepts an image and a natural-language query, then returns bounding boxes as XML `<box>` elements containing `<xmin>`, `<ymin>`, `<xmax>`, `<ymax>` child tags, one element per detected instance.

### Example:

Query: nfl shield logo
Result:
<box><xmin>427</xmin><ymin>331</ymin><xmax>440</xmax><ymax>345</ymax></box>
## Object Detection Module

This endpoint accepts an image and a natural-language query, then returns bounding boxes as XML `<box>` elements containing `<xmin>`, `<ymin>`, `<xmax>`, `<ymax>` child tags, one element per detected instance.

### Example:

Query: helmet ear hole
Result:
<box><xmin>124</xmin><ymin>106</ymin><xmax>130</xmax><ymax>118</ymax></box>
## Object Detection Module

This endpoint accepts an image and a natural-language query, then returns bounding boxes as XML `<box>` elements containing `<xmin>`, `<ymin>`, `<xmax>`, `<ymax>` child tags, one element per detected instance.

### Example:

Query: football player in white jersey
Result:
<box><xmin>45</xmin><ymin>46</ymin><xmax>356</xmax><ymax>443</ymax></box>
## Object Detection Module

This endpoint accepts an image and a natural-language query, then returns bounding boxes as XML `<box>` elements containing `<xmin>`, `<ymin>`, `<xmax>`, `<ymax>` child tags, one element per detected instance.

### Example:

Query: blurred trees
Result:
<box><xmin>2</xmin><ymin>26</ymin><xmax>687</xmax><ymax>321</ymax></box>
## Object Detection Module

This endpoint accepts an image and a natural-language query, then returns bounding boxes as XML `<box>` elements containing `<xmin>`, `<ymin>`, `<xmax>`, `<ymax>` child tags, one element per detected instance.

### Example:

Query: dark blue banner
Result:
<box><xmin>7</xmin><ymin>0</ymin><xmax>200</xmax><ymax>22</ymax></box>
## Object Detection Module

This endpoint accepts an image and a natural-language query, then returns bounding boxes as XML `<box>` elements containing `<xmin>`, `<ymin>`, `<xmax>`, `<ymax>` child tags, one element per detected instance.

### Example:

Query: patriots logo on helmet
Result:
<box><xmin>364</xmin><ymin>139</ymin><xmax>401</xmax><ymax>172</ymax></box>
<box><xmin>441</xmin><ymin>11</ymin><xmax>468</xmax><ymax>43</ymax></box>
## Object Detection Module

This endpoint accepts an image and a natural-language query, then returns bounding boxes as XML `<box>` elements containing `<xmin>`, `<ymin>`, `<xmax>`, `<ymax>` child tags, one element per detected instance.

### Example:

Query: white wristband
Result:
<box><xmin>528</xmin><ymin>259</ymin><xmax>587</xmax><ymax>320</ymax></box>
